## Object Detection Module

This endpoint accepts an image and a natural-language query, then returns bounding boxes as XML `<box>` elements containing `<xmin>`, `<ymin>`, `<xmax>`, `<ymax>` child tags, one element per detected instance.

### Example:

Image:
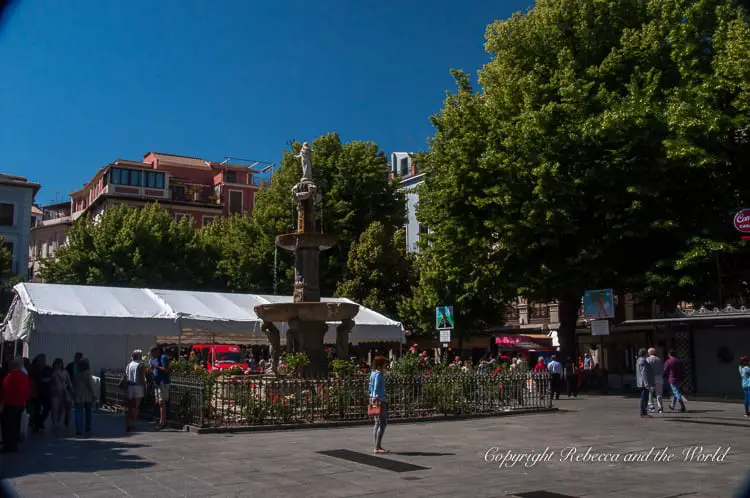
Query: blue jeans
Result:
<box><xmin>669</xmin><ymin>383</ymin><xmax>685</xmax><ymax>410</ymax></box>
<box><xmin>743</xmin><ymin>387</ymin><xmax>750</xmax><ymax>415</ymax></box>
<box><xmin>640</xmin><ymin>388</ymin><xmax>649</xmax><ymax>416</ymax></box>
<box><xmin>74</xmin><ymin>402</ymin><xmax>92</xmax><ymax>433</ymax></box>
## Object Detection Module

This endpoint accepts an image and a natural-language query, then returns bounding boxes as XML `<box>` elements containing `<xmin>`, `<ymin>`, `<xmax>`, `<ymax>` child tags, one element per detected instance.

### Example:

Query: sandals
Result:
<box><xmin>374</xmin><ymin>448</ymin><xmax>389</xmax><ymax>454</ymax></box>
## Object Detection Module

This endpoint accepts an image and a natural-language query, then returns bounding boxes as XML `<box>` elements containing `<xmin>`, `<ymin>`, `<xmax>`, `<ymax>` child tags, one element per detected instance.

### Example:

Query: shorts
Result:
<box><xmin>155</xmin><ymin>384</ymin><xmax>170</xmax><ymax>404</ymax></box>
<box><xmin>127</xmin><ymin>385</ymin><xmax>144</xmax><ymax>400</ymax></box>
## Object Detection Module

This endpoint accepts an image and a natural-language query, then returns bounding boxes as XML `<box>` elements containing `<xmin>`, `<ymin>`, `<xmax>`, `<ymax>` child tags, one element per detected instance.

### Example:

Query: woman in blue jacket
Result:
<box><xmin>369</xmin><ymin>356</ymin><xmax>388</xmax><ymax>454</ymax></box>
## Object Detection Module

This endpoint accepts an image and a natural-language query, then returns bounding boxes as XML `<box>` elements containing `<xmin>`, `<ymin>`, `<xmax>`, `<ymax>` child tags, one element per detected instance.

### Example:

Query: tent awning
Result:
<box><xmin>1</xmin><ymin>283</ymin><xmax>405</xmax><ymax>344</ymax></box>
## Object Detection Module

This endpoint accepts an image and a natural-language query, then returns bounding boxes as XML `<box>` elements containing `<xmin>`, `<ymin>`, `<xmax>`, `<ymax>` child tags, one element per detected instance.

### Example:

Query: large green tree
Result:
<box><xmin>41</xmin><ymin>203</ymin><xmax>211</xmax><ymax>289</ymax></box>
<box><xmin>195</xmin><ymin>215</ymin><xmax>271</xmax><ymax>293</ymax></box>
<box><xmin>335</xmin><ymin>222</ymin><xmax>415</xmax><ymax>318</ymax></box>
<box><xmin>420</xmin><ymin>0</ymin><xmax>750</xmax><ymax>357</ymax></box>
<box><xmin>253</xmin><ymin>133</ymin><xmax>406</xmax><ymax>296</ymax></box>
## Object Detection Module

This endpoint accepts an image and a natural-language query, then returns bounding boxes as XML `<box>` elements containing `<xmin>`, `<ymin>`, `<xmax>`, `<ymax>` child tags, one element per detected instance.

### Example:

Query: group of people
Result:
<box><xmin>534</xmin><ymin>355</ymin><xmax>590</xmax><ymax>399</ymax></box>
<box><xmin>635</xmin><ymin>348</ymin><xmax>692</xmax><ymax>418</ymax></box>
<box><xmin>123</xmin><ymin>346</ymin><xmax>171</xmax><ymax>431</ymax></box>
<box><xmin>0</xmin><ymin>352</ymin><xmax>97</xmax><ymax>453</ymax></box>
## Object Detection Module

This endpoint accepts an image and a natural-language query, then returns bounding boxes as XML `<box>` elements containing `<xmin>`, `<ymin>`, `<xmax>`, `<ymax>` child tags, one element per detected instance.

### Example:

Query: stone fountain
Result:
<box><xmin>254</xmin><ymin>142</ymin><xmax>359</xmax><ymax>376</ymax></box>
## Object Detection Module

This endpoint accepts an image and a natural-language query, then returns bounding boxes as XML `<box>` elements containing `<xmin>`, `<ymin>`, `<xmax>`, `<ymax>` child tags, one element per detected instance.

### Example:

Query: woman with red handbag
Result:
<box><xmin>368</xmin><ymin>356</ymin><xmax>388</xmax><ymax>454</ymax></box>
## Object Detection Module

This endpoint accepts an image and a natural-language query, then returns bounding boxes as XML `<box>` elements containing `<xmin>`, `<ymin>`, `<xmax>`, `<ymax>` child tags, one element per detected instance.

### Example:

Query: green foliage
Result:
<box><xmin>195</xmin><ymin>215</ymin><xmax>271</xmax><ymax>292</ymax></box>
<box><xmin>253</xmin><ymin>133</ymin><xmax>406</xmax><ymax>296</ymax></box>
<box><xmin>40</xmin><ymin>203</ymin><xmax>210</xmax><ymax>288</ymax></box>
<box><xmin>330</xmin><ymin>359</ymin><xmax>355</xmax><ymax>376</ymax></box>
<box><xmin>281</xmin><ymin>352</ymin><xmax>310</xmax><ymax>374</ymax></box>
<box><xmin>335</xmin><ymin>222</ymin><xmax>415</xmax><ymax>318</ymax></box>
<box><xmin>420</xmin><ymin>0</ymin><xmax>750</xmax><ymax>355</ymax></box>
<box><xmin>0</xmin><ymin>238</ymin><xmax>17</xmax><ymax>319</ymax></box>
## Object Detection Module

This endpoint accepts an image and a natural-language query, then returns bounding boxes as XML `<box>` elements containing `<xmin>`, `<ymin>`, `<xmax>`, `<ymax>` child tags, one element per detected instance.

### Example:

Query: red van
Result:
<box><xmin>192</xmin><ymin>344</ymin><xmax>249</xmax><ymax>372</ymax></box>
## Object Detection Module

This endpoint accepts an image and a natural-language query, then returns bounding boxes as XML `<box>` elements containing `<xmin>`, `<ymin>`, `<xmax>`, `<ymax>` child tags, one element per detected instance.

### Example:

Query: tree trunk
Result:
<box><xmin>557</xmin><ymin>295</ymin><xmax>581</xmax><ymax>361</ymax></box>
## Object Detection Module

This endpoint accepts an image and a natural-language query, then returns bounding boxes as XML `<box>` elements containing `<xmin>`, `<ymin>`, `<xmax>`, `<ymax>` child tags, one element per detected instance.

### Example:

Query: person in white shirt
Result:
<box><xmin>124</xmin><ymin>350</ymin><xmax>146</xmax><ymax>432</ymax></box>
<box><xmin>646</xmin><ymin>348</ymin><xmax>664</xmax><ymax>413</ymax></box>
<box><xmin>547</xmin><ymin>356</ymin><xmax>563</xmax><ymax>400</ymax></box>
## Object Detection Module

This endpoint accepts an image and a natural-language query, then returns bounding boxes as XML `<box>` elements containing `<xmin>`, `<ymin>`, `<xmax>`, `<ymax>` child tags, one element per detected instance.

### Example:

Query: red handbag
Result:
<box><xmin>368</xmin><ymin>399</ymin><xmax>382</xmax><ymax>416</ymax></box>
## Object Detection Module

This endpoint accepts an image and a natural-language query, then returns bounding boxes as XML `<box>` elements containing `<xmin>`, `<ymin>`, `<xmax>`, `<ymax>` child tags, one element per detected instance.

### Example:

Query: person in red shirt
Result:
<box><xmin>1</xmin><ymin>358</ymin><xmax>31</xmax><ymax>453</ymax></box>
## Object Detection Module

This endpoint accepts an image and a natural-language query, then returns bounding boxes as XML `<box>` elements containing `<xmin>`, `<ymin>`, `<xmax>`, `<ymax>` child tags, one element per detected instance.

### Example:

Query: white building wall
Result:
<box><xmin>0</xmin><ymin>184</ymin><xmax>35</xmax><ymax>276</ymax></box>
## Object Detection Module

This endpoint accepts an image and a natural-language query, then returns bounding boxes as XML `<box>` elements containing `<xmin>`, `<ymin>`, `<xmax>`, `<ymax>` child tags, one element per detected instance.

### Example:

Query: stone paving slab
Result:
<box><xmin>1</xmin><ymin>396</ymin><xmax>749</xmax><ymax>497</ymax></box>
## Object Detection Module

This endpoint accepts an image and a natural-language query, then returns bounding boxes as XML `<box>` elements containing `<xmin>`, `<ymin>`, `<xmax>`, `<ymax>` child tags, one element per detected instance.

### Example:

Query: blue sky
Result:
<box><xmin>0</xmin><ymin>0</ymin><xmax>532</xmax><ymax>204</ymax></box>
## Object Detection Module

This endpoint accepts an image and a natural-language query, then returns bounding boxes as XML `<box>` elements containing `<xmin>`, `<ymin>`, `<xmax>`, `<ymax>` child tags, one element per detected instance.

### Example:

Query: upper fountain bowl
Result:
<box><xmin>276</xmin><ymin>232</ymin><xmax>339</xmax><ymax>251</ymax></box>
<box><xmin>254</xmin><ymin>301</ymin><xmax>359</xmax><ymax>322</ymax></box>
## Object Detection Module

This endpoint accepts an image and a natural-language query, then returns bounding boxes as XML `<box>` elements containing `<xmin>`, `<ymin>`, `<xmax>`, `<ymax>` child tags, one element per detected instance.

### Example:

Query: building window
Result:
<box><xmin>400</xmin><ymin>157</ymin><xmax>409</xmax><ymax>176</ymax></box>
<box><xmin>0</xmin><ymin>203</ymin><xmax>14</xmax><ymax>226</ymax></box>
<box><xmin>128</xmin><ymin>170</ymin><xmax>141</xmax><ymax>186</ymax></box>
<box><xmin>174</xmin><ymin>213</ymin><xmax>188</xmax><ymax>222</ymax></box>
<box><xmin>228</xmin><ymin>190</ymin><xmax>243</xmax><ymax>215</ymax></box>
<box><xmin>202</xmin><ymin>216</ymin><xmax>215</xmax><ymax>226</ymax></box>
<box><xmin>172</xmin><ymin>185</ymin><xmax>186</xmax><ymax>201</ymax></box>
<box><xmin>145</xmin><ymin>171</ymin><xmax>165</xmax><ymax>189</ymax></box>
<box><xmin>111</xmin><ymin>168</ymin><xmax>121</xmax><ymax>185</ymax></box>
<box><xmin>225</xmin><ymin>171</ymin><xmax>237</xmax><ymax>184</ymax></box>
<box><xmin>419</xmin><ymin>224</ymin><xmax>428</xmax><ymax>234</ymax></box>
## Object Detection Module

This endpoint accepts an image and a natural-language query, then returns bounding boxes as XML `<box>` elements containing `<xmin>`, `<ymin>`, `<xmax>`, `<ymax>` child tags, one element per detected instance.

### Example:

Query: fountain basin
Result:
<box><xmin>275</xmin><ymin>233</ymin><xmax>339</xmax><ymax>251</ymax></box>
<box><xmin>254</xmin><ymin>302</ymin><xmax>359</xmax><ymax>322</ymax></box>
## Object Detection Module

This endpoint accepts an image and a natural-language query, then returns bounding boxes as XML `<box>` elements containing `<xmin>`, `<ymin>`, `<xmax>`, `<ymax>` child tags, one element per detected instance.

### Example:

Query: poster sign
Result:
<box><xmin>436</xmin><ymin>306</ymin><xmax>454</xmax><ymax>329</ymax></box>
<box><xmin>591</xmin><ymin>320</ymin><xmax>610</xmax><ymax>336</ymax></box>
<box><xmin>439</xmin><ymin>329</ymin><xmax>451</xmax><ymax>344</ymax></box>
<box><xmin>734</xmin><ymin>209</ymin><xmax>750</xmax><ymax>233</ymax></box>
<box><xmin>582</xmin><ymin>289</ymin><xmax>615</xmax><ymax>319</ymax></box>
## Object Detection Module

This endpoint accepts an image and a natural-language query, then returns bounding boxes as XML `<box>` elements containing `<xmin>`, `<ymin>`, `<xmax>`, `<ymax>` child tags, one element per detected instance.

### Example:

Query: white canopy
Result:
<box><xmin>1</xmin><ymin>283</ymin><xmax>405</xmax><ymax>346</ymax></box>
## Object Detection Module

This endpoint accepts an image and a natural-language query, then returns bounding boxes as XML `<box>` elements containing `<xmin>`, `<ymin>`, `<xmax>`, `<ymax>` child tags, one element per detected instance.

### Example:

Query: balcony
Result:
<box><xmin>528</xmin><ymin>304</ymin><xmax>551</xmax><ymax>323</ymax></box>
<box><xmin>170</xmin><ymin>184</ymin><xmax>219</xmax><ymax>205</ymax></box>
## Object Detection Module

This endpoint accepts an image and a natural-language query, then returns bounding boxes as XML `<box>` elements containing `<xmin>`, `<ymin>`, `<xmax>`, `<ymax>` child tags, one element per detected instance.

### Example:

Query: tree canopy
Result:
<box><xmin>335</xmin><ymin>221</ymin><xmax>415</xmax><ymax>318</ymax></box>
<box><xmin>41</xmin><ymin>203</ymin><xmax>209</xmax><ymax>289</ymax></box>
<box><xmin>418</xmin><ymin>0</ymin><xmax>750</xmax><ymax>356</ymax></box>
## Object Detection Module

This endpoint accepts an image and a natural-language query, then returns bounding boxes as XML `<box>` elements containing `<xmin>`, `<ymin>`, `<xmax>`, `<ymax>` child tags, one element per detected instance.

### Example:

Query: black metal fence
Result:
<box><xmin>101</xmin><ymin>370</ymin><xmax>552</xmax><ymax>428</ymax></box>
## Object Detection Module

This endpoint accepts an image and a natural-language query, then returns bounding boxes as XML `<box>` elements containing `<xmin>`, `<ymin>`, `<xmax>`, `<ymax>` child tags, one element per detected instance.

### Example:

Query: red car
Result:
<box><xmin>192</xmin><ymin>344</ymin><xmax>249</xmax><ymax>372</ymax></box>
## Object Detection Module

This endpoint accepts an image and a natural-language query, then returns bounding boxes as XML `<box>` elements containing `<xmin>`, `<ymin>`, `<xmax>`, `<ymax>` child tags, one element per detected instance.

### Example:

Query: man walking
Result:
<box><xmin>547</xmin><ymin>355</ymin><xmax>563</xmax><ymax>400</ymax></box>
<box><xmin>636</xmin><ymin>348</ymin><xmax>654</xmax><ymax>418</ymax></box>
<box><xmin>663</xmin><ymin>350</ymin><xmax>687</xmax><ymax>412</ymax></box>
<box><xmin>646</xmin><ymin>348</ymin><xmax>664</xmax><ymax>413</ymax></box>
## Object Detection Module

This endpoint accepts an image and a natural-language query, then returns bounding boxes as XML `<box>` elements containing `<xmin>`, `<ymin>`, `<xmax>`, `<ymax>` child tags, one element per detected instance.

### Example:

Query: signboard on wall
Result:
<box><xmin>435</xmin><ymin>306</ymin><xmax>454</xmax><ymax>330</ymax></box>
<box><xmin>583</xmin><ymin>289</ymin><xmax>615</xmax><ymax>319</ymax></box>
<box><xmin>591</xmin><ymin>320</ymin><xmax>610</xmax><ymax>336</ymax></box>
<box><xmin>734</xmin><ymin>209</ymin><xmax>750</xmax><ymax>233</ymax></box>
<box><xmin>439</xmin><ymin>329</ymin><xmax>451</xmax><ymax>344</ymax></box>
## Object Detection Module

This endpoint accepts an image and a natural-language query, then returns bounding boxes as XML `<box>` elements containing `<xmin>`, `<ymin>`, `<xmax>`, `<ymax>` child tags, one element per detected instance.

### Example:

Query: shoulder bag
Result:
<box><xmin>367</xmin><ymin>398</ymin><xmax>381</xmax><ymax>417</ymax></box>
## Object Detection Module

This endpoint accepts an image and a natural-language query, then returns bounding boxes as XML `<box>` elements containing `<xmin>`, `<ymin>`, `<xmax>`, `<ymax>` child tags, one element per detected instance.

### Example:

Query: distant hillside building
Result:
<box><xmin>391</xmin><ymin>152</ymin><xmax>425</xmax><ymax>253</ymax></box>
<box><xmin>28</xmin><ymin>201</ymin><xmax>72</xmax><ymax>281</ymax></box>
<box><xmin>0</xmin><ymin>173</ymin><xmax>40</xmax><ymax>276</ymax></box>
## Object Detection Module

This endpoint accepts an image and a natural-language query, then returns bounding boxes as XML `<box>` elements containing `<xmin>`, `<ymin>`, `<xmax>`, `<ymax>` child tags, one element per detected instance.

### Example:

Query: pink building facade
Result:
<box><xmin>70</xmin><ymin>152</ymin><xmax>266</xmax><ymax>228</ymax></box>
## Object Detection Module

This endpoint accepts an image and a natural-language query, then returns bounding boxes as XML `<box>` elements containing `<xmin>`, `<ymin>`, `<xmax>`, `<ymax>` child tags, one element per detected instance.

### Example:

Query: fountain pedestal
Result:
<box><xmin>254</xmin><ymin>145</ymin><xmax>359</xmax><ymax>377</ymax></box>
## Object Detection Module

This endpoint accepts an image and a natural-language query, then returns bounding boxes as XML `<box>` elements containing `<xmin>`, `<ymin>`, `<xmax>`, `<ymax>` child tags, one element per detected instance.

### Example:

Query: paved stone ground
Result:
<box><xmin>1</xmin><ymin>395</ymin><xmax>749</xmax><ymax>498</ymax></box>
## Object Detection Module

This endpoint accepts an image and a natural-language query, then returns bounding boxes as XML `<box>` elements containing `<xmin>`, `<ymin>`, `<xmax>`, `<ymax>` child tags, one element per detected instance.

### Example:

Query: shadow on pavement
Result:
<box><xmin>390</xmin><ymin>452</ymin><xmax>456</xmax><ymax>457</ymax></box>
<box><xmin>0</xmin><ymin>413</ymin><xmax>155</xmax><ymax>479</ymax></box>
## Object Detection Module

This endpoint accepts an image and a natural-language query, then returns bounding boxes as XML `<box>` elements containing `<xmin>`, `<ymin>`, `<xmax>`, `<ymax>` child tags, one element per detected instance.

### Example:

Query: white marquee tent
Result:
<box><xmin>0</xmin><ymin>283</ymin><xmax>405</xmax><ymax>372</ymax></box>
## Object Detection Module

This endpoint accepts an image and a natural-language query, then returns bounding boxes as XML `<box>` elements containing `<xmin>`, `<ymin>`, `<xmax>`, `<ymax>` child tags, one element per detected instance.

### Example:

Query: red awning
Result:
<box><xmin>495</xmin><ymin>334</ymin><xmax>552</xmax><ymax>350</ymax></box>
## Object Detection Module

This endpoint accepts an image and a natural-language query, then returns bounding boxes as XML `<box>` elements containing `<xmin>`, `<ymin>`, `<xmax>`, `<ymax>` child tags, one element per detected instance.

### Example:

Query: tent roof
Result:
<box><xmin>2</xmin><ymin>283</ymin><xmax>404</xmax><ymax>344</ymax></box>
